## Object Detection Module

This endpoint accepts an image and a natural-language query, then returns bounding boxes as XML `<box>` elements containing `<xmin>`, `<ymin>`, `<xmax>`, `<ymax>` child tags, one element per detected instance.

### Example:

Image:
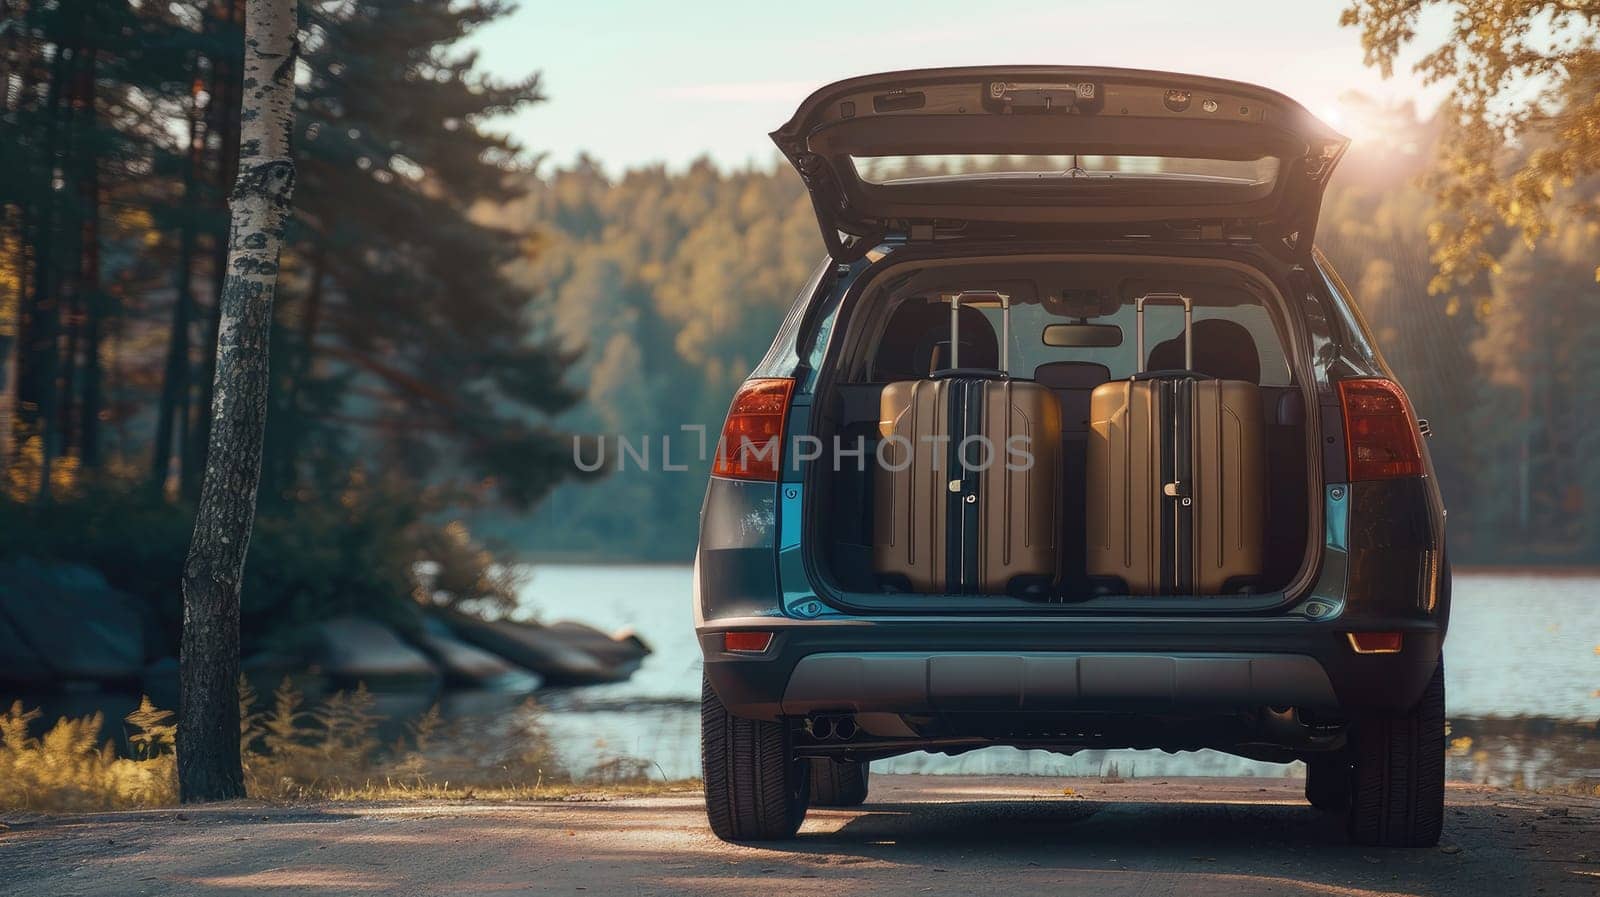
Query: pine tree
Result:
<box><xmin>249</xmin><ymin>0</ymin><xmax>579</xmax><ymax>509</ymax></box>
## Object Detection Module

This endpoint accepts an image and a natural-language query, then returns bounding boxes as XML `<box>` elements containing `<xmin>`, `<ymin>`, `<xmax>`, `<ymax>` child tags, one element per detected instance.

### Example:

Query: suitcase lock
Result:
<box><xmin>1163</xmin><ymin>480</ymin><xmax>1192</xmax><ymax>506</ymax></box>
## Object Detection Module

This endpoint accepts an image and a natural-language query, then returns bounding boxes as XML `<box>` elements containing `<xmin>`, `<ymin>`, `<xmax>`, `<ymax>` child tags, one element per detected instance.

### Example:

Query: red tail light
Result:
<box><xmin>723</xmin><ymin>631</ymin><xmax>774</xmax><ymax>653</ymax></box>
<box><xmin>713</xmin><ymin>378</ymin><xmax>795</xmax><ymax>481</ymax></box>
<box><xmin>1347</xmin><ymin>632</ymin><xmax>1403</xmax><ymax>654</ymax></box>
<box><xmin>1339</xmin><ymin>378</ymin><xmax>1423</xmax><ymax>481</ymax></box>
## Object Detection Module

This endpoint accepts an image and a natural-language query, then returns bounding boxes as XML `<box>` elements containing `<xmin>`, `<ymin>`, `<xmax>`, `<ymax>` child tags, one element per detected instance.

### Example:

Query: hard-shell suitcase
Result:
<box><xmin>873</xmin><ymin>291</ymin><xmax>1061</xmax><ymax>595</ymax></box>
<box><xmin>1085</xmin><ymin>293</ymin><xmax>1265</xmax><ymax>595</ymax></box>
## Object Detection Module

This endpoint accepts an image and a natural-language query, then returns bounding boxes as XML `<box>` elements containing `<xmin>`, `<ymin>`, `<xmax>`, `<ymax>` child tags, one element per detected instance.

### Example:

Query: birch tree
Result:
<box><xmin>178</xmin><ymin>0</ymin><xmax>298</xmax><ymax>802</ymax></box>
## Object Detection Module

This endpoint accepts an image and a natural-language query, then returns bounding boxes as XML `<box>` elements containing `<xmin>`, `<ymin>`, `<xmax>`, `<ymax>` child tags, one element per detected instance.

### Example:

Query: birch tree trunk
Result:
<box><xmin>178</xmin><ymin>0</ymin><xmax>299</xmax><ymax>803</ymax></box>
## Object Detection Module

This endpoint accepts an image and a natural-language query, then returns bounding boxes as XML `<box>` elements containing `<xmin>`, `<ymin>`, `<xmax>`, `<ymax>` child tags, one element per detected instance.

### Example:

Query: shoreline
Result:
<box><xmin>520</xmin><ymin>559</ymin><xmax>1600</xmax><ymax>576</ymax></box>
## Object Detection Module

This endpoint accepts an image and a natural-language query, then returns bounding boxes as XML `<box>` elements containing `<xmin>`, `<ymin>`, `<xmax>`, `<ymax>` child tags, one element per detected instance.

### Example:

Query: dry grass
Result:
<box><xmin>0</xmin><ymin>679</ymin><xmax>696</xmax><ymax>813</ymax></box>
<box><xmin>0</xmin><ymin>698</ymin><xmax>176</xmax><ymax>812</ymax></box>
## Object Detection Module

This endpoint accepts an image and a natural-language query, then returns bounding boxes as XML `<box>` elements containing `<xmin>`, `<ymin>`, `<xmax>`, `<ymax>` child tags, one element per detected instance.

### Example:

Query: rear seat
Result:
<box><xmin>1032</xmin><ymin>361</ymin><xmax>1112</xmax><ymax>432</ymax></box>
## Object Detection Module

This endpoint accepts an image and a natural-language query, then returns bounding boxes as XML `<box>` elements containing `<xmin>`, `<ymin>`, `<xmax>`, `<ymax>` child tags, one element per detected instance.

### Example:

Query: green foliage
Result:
<box><xmin>479</xmin><ymin>160</ymin><xmax>818</xmax><ymax>559</ymax></box>
<box><xmin>0</xmin><ymin>480</ymin><xmax>518</xmax><ymax>657</ymax></box>
<box><xmin>2</xmin><ymin>0</ymin><xmax>581</xmax><ymax>578</ymax></box>
<box><xmin>1463</xmin><ymin>229</ymin><xmax>1600</xmax><ymax>561</ymax></box>
<box><xmin>1342</xmin><ymin>1</ymin><xmax>1600</xmax><ymax>291</ymax></box>
<box><xmin>267</xmin><ymin>0</ymin><xmax>582</xmax><ymax>511</ymax></box>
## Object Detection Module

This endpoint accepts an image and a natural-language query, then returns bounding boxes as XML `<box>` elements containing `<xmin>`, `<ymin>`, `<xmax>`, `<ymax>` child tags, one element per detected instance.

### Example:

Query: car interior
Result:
<box><xmin>811</xmin><ymin>257</ymin><xmax>1311</xmax><ymax>602</ymax></box>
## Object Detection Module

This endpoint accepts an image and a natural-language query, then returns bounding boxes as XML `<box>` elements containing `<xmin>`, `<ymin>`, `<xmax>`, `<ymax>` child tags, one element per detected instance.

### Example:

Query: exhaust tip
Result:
<box><xmin>807</xmin><ymin>714</ymin><xmax>858</xmax><ymax>741</ymax></box>
<box><xmin>810</xmin><ymin>716</ymin><xmax>835</xmax><ymax>740</ymax></box>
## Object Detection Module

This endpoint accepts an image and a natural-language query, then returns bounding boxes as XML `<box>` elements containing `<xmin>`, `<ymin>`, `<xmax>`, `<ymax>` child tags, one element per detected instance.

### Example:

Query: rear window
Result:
<box><xmin>851</xmin><ymin>154</ymin><xmax>1280</xmax><ymax>186</ymax></box>
<box><xmin>963</xmin><ymin>297</ymin><xmax>1291</xmax><ymax>386</ymax></box>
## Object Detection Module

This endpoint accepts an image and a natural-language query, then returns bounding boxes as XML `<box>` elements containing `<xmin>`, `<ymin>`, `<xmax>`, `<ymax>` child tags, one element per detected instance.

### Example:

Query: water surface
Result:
<box><xmin>522</xmin><ymin>567</ymin><xmax>1600</xmax><ymax>786</ymax></box>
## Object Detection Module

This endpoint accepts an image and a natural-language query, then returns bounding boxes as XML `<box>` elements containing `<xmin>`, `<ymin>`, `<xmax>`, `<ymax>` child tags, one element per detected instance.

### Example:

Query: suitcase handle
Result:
<box><xmin>1134</xmin><ymin>291</ymin><xmax>1193</xmax><ymax>373</ymax></box>
<box><xmin>944</xmin><ymin>290</ymin><xmax>1010</xmax><ymax>374</ymax></box>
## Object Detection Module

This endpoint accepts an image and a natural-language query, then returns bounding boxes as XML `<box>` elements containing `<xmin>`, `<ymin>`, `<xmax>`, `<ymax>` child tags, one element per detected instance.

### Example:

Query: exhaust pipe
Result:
<box><xmin>807</xmin><ymin>714</ymin><xmax>858</xmax><ymax>741</ymax></box>
<box><xmin>810</xmin><ymin>716</ymin><xmax>835</xmax><ymax>740</ymax></box>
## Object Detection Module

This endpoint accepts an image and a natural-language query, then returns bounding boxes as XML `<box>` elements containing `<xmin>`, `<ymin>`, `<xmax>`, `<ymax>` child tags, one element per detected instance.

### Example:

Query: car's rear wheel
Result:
<box><xmin>701</xmin><ymin>676</ymin><xmax>809</xmax><ymax>841</ymax></box>
<box><xmin>808</xmin><ymin>758</ymin><xmax>870</xmax><ymax>807</ymax></box>
<box><xmin>1346</xmin><ymin>661</ymin><xmax>1446</xmax><ymax>847</ymax></box>
<box><xmin>1304</xmin><ymin>754</ymin><xmax>1351</xmax><ymax>811</ymax></box>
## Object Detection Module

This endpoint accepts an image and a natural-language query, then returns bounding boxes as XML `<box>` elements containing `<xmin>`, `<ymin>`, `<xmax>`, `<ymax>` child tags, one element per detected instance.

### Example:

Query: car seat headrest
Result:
<box><xmin>1146</xmin><ymin>318</ymin><xmax>1261</xmax><ymax>384</ymax></box>
<box><xmin>1032</xmin><ymin>361</ymin><xmax>1112</xmax><ymax>390</ymax></box>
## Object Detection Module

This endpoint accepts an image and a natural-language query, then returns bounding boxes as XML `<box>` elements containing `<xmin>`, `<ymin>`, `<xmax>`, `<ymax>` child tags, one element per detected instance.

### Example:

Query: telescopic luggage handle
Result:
<box><xmin>1134</xmin><ymin>291</ymin><xmax>1193</xmax><ymax>373</ymax></box>
<box><xmin>943</xmin><ymin>290</ymin><xmax>1010</xmax><ymax>372</ymax></box>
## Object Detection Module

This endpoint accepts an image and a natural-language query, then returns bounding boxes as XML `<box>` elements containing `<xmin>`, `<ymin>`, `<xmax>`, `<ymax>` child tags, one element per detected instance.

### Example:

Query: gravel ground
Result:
<box><xmin>3</xmin><ymin>775</ymin><xmax>1599</xmax><ymax>896</ymax></box>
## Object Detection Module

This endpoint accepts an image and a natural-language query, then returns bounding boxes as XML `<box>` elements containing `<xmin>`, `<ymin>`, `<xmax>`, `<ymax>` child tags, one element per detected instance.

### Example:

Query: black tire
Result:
<box><xmin>701</xmin><ymin>676</ymin><xmax>809</xmax><ymax>841</ymax></box>
<box><xmin>808</xmin><ymin>758</ymin><xmax>870</xmax><ymax>807</ymax></box>
<box><xmin>1304</xmin><ymin>754</ymin><xmax>1351</xmax><ymax>812</ymax></box>
<box><xmin>1347</xmin><ymin>661</ymin><xmax>1446</xmax><ymax>847</ymax></box>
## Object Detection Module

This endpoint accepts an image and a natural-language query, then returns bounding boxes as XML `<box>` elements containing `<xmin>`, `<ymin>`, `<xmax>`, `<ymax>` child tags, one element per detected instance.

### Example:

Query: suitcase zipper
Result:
<box><xmin>1173</xmin><ymin>377</ymin><xmax>1195</xmax><ymax>595</ymax></box>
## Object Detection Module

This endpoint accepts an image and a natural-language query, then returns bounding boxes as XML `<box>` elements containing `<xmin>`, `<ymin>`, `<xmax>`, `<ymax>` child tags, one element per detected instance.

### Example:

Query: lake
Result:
<box><xmin>521</xmin><ymin>566</ymin><xmax>1600</xmax><ymax>788</ymax></box>
<box><xmin>9</xmin><ymin>568</ymin><xmax>1596</xmax><ymax>790</ymax></box>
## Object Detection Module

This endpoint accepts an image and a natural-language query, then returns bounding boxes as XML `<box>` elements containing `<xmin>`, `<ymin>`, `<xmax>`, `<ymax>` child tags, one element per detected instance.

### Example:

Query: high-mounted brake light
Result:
<box><xmin>1339</xmin><ymin>378</ymin><xmax>1424</xmax><ymax>481</ymax></box>
<box><xmin>713</xmin><ymin>378</ymin><xmax>795</xmax><ymax>482</ymax></box>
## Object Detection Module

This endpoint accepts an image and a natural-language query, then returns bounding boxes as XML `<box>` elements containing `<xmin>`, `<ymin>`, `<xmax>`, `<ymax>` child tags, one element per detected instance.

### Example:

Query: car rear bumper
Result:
<box><xmin>699</xmin><ymin>617</ymin><xmax>1443</xmax><ymax>722</ymax></box>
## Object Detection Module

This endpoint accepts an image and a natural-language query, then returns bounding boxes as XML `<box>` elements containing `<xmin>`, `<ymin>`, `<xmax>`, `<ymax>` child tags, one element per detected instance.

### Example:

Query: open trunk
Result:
<box><xmin>772</xmin><ymin>66</ymin><xmax>1348</xmax><ymax>260</ymax></box>
<box><xmin>805</xmin><ymin>251</ymin><xmax>1320</xmax><ymax>611</ymax></box>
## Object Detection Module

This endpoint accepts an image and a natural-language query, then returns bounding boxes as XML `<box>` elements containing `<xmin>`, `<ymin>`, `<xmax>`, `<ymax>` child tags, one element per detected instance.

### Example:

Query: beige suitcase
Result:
<box><xmin>873</xmin><ymin>291</ymin><xmax>1062</xmax><ymax>595</ymax></box>
<box><xmin>1086</xmin><ymin>293</ymin><xmax>1266</xmax><ymax>595</ymax></box>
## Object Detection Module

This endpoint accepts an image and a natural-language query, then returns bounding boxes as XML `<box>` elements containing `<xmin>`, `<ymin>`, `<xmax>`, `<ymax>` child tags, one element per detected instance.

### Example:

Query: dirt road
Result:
<box><xmin>4</xmin><ymin>776</ymin><xmax>1598</xmax><ymax>896</ymax></box>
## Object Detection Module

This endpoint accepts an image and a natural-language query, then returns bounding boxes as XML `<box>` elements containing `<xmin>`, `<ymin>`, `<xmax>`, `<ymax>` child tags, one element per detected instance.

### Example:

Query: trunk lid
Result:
<box><xmin>771</xmin><ymin>66</ymin><xmax>1348</xmax><ymax>260</ymax></box>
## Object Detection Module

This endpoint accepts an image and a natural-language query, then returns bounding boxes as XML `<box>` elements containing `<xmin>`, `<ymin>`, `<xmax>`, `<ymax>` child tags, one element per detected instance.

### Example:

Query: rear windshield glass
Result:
<box><xmin>851</xmin><ymin>154</ymin><xmax>1280</xmax><ymax>186</ymax></box>
<box><xmin>863</xmin><ymin>261</ymin><xmax>1293</xmax><ymax>388</ymax></box>
<box><xmin>974</xmin><ymin>300</ymin><xmax>1291</xmax><ymax>386</ymax></box>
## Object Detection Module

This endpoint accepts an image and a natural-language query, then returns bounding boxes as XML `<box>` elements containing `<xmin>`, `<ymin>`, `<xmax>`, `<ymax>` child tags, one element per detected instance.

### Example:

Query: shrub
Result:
<box><xmin>0</xmin><ymin>477</ymin><xmax>520</xmax><ymax>660</ymax></box>
<box><xmin>0</xmin><ymin>699</ymin><xmax>177</xmax><ymax>811</ymax></box>
<box><xmin>0</xmin><ymin>680</ymin><xmax>566</xmax><ymax>811</ymax></box>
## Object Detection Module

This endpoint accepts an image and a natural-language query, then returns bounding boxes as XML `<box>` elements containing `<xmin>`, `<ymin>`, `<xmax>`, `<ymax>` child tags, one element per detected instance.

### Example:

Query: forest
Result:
<box><xmin>1</xmin><ymin>0</ymin><xmax>581</xmax><ymax>653</ymax></box>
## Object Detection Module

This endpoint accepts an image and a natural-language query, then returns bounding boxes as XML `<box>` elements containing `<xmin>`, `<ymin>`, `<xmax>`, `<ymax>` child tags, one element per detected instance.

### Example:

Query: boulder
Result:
<box><xmin>140</xmin><ymin>656</ymin><xmax>180</xmax><ymax>708</ymax></box>
<box><xmin>313</xmin><ymin>616</ymin><xmax>441</xmax><ymax>690</ymax></box>
<box><xmin>545</xmin><ymin>620</ymin><xmax>651</xmax><ymax>675</ymax></box>
<box><xmin>0</xmin><ymin>558</ymin><xmax>144</xmax><ymax>684</ymax></box>
<box><xmin>438</xmin><ymin>610</ymin><xmax>638</xmax><ymax>686</ymax></box>
<box><xmin>0</xmin><ymin>611</ymin><xmax>51</xmax><ymax>686</ymax></box>
<box><xmin>413</xmin><ymin>617</ymin><xmax>543</xmax><ymax>691</ymax></box>
<box><xmin>242</xmin><ymin>652</ymin><xmax>330</xmax><ymax>702</ymax></box>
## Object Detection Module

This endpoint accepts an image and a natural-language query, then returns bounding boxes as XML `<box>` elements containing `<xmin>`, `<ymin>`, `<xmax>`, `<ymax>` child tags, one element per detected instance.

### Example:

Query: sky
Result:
<box><xmin>466</xmin><ymin>0</ymin><xmax>1453</xmax><ymax>174</ymax></box>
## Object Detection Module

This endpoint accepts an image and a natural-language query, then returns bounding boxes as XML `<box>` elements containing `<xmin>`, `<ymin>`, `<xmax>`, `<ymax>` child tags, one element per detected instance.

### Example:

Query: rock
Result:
<box><xmin>0</xmin><ymin>610</ymin><xmax>52</xmax><ymax>686</ymax></box>
<box><xmin>413</xmin><ymin>617</ymin><xmax>543</xmax><ymax>691</ymax></box>
<box><xmin>313</xmin><ymin>616</ymin><xmax>441</xmax><ymax>690</ymax></box>
<box><xmin>140</xmin><ymin>656</ymin><xmax>180</xmax><ymax>708</ymax></box>
<box><xmin>545</xmin><ymin>620</ymin><xmax>651</xmax><ymax>675</ymax></box>
<box><xmin>242</xmin><ymin>652</ymin><xmax>330</xmax><ymax>702</ymax></box>
<box><xmin>438</xmin><ymin>610</ymin><xmax>637</xmax><ymax>686</ymax></box>
<box><xmin>0</xmin><ymin>558</ymin><xmax>144</xmax><ymax>684</ymax></box>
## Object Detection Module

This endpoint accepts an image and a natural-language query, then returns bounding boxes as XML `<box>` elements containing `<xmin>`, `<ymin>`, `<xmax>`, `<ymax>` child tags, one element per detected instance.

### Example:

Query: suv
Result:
<box><xmin>695</xmin><ymin>67</ymin><xmax>1449</xmax><ymax>846</ymax></box>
